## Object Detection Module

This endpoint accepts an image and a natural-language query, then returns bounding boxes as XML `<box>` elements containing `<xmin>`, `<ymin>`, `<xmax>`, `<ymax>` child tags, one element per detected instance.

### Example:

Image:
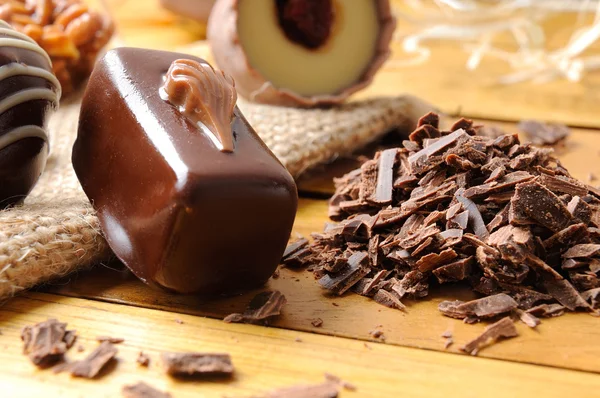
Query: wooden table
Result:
<box><xmin>2</xmin><ymin>1</ymin><xmax>600</xmax><ymax>397</ymax></box>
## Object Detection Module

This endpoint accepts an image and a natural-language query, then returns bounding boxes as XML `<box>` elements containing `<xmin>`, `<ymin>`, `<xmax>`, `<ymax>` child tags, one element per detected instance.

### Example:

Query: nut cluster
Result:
<box><xmin>0</xmin><ymin>0</ymin><xmax>114</xmax><ymax>94</ymax></box>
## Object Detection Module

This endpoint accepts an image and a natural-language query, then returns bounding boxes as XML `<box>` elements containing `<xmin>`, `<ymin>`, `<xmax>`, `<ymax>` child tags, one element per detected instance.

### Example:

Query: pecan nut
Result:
<box><xmin>0</xmin><ymin>0</ymin><xmax>114</xmax><ymax>94</ymax></box>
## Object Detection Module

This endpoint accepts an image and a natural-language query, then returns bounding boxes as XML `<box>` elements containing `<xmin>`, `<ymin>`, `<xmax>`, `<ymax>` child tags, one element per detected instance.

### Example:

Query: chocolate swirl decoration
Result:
<box><xmin>0</xmin><ymin>20</ymin><xmax>61</xmax><ymax>152</ymax></box>
<box><xmin>160</xmin><ymin>59</ymin><xmax>237</xmax><ymax>153</ymax></box>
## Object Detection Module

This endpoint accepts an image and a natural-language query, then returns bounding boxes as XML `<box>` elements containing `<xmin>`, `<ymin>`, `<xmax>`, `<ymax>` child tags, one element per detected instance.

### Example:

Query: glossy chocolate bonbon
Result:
<box><xmin>208</xmin><ymin>0</ymin><xmax>396</xmax><ymax>106</ymax></box>
<box><xmin>0</xmin><ymin>20</ymin><xmax>61</xmax><ymax>208</ymax></box>
<box><xmin>72</xmin><ymin>48</ymin><xmax>298</xmax><ymax>295</ymax></box>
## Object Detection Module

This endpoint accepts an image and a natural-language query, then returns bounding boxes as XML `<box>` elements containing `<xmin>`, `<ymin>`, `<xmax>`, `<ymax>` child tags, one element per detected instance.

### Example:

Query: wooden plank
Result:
<box><xmin>45</xmin><ymin>200</ymin><xmax>600</xmax><ymax>374</ymax></box>
<box><xmin>1</xmin><ymin>292</ymin><xmax>599</xmax><ymax>398</ymax></box>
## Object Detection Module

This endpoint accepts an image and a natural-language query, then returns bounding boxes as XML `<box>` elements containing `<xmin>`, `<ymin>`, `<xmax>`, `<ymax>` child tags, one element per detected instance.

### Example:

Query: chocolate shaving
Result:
<box><xmin>369</xmin><ymin>329</ymin><xmax>385</xmax><ymax>340</ymax></box>
<box><xmin>408</xmin><ymin>129</ymin><xmax>468</xmax><ymax>174</ymax></box>
<box><xmin>478</xmin><ymin>125</ymin><xmax>508</xmax><ymax>139</ymax></box>
<box><xmin>372</xmin><ymin>148</ymin><xmax>397</xmax><ymax>205</ymax></box>
<box><xmin>416</xmin><ymin>248</ymin><xmax>458</xmax><ymax>272</ymax></box>
<box><xmin>518</xmin><ymin>120</ymin><xmax>569</xmax><ymax>146</ymax></box>
<box><xmin>373</xmin><ymin>289</ymin><xmax>405</xmax><ymax>310</ymax></box>
<box><xmin>538</xmin><ymin>174</ymin><xmax>588</xmax><ymax>197</ymax></box>
<box><xmin>527</xmin><ymin>303</ymin><xmax>566</xmax><ymax>318</ymax></box>
<box><xmin>582</xmin><ymin>288</ymin><xmax>600</xmax><ymax>309</ymax></box>
<box><xmin>563</xmin><ymin>243</ymin><xmax>600</xmax><ymax>258</ymax></box>
<box><xmin>512</xmin><ymin>180</ymin><xmax>573</xmax><ymax>232</ymax></box>
<box><xmin>70</xmin><ymin>341</ymin><xmax>118</xmax><ymax>378</ymax></box>
<box><xmin>122</xmin><ymin>382</ymin><xmax>172</xmax><ymax>398</ymax></box>
<box><xmin>161</xmin><ymin>352</ymin><xmax>234</xmax><ymax>376</ymax></box>
<box><xmin>21</xmin><ymin>319</ymin><xmax>75</xmax><ymax>367</ymax></box>
<box><xmin>498</xmin><ymin>283</ymin><xmax>552</xmax><ymax>310</ymax></box>
<box><xmin>324</xmin><ymin>373</ymin><xmax>357</xmax><ymax>391</ymax></box>
<box><xmin>567</xmin><ymin>197</ymin><xmax>592</xmax><ymax>224</ymax></box>
<box><xmin>542</xmin><ymin>277</ymin><xmax>591</xmax><ymax>311</ymax></box>
<box><xmin>441</xmin><ymin>329</ymin><xmax>454</xmax><ymax>349</ymax></box>
<box><xmin>515</xmin><ymin>309</ymin><xmax>541</xmax><ymax>328</ymax></box>
<box><xmin>455</xmin><ymin>189</ymin><xmax>489</xmax><ymax>239</ymax></box>
<box><xmin>137</xmin><ymin>351</ymin><xmax>151</xmax><ymax>367</ymax></box>
<box><xmin>544</xmin><ymin>223</ymin><xmax>589</xmax><ymax>249</ymax></box>
<box><xmin>260</xmin><ymin>381</ymin><xmax>340</xmax><ymax>398</ymax></box>
<box><xmin>438</xmin><ymin>294</ymin><xmax>518</xmax><ymax>320</ymax></box>
<box><xmin>223</xmin><ymin>291</ymin><xmax>287</xmax><ymax>324</ymax></box>
<box><xmin>362</xmin><ymin>269</ymin><xmax>389</xmax><ymax>296</ymax></box>
<box><xmin>311</xmin><ymin>318</ymin><xmax>324</xmax><ymax>327</ymax></box>
<box><xmin>318</xmin><ymin>252</ymin><xmax>370</xmax><ymax>295</ymax></box>
<box><xmin>432</xmin><ymin>257</ymin><xmax>473</xmax><ymax>283</ymax></box>
<box><xmin>282</xmin><ymin>246</ymin><xmax>316</xmax><ymax>268</ymax></box>
<box><xmin>282</xmin><ymin>238</ymin><xmax>309</xmax><ymax>260</ymax></box>
<box><xmin>63</xmin><ymin>330</ymin><xmax>77</xmax><ymax>349</ymax></box>
<box><xmin>444</xmin><ymin>337</ymin><xmax>454</xmax><ymax>349</ymax></box>
<box><xmin>461</xmin><ymin>317</ymin><xmax>518</xmax><ymax>355</ymax></box>
<box><xmin>417</xmin><ymin>112</ymin><xmax>440</xmax><ymax>129</ymax></box>
<box><xmin>96</xmin><ymin>336</ymin><xmax>124</xmax><ymax>344</ymax></box>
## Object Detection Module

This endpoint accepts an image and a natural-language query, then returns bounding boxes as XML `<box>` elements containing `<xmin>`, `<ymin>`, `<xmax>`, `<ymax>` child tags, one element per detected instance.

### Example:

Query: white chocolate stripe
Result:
<box><xmin>0</xmin><ymin>125</ymin><xmax>47</xmax><ymax>151</ymax></box>
<box><xmin>0</xmin><ymin>21</ymin><xmax>37</xmax><ymax>44</ymax></box>
<box><xmin>0</xmin><ymin>64</ymin><xmax>61</xmax><ymax>98</ymax></box>
<box><xmin>0</xmin><ymin>87</ymin><xmax>58</xmax><ymax>117</ymax></box>
<box><xmin>0</xmin><ymin>38</ymin><xmax>53</xmax><ymax>68</ymax></box>
<box><xmin>0</xmin><ymin>24</ymin><xmax>37</xmax><ymax>45</ymax></box>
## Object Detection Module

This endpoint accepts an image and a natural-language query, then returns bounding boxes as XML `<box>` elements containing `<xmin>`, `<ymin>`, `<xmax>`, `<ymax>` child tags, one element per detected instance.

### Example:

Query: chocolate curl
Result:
<box><xmin>161</xmin><ymin>59</ymin><xmax>237</xmax><ymax>152</ymax></box>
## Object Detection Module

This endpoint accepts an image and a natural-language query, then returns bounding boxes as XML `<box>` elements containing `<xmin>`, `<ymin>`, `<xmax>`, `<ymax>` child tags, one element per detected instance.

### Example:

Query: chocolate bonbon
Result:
<box><xmin>72</xmin><ymin>48</ymin><xmax>298</xmax><ymax>295</ymax></box>
<box><xmin>208</xmin><ymin>0</ymin><xmax>396</xmax><ymax>106</ymax></box>
<box><xmin>0</xmin><ymin>20</ymin><xmax>61</xmax><ymax>208</ymax></box>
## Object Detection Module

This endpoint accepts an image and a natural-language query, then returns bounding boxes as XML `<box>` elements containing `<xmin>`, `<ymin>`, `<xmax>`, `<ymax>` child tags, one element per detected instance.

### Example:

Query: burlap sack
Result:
<box><xmin>0</xmin><ymin>92</ymin><xmax>434</xmax><ymax>300</ymax></box>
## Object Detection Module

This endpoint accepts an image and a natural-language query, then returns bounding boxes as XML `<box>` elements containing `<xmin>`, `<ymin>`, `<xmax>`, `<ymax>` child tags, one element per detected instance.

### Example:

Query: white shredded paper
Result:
<box><xmin>392</xmin><ymin>0</ymin><xmax>600</xmax><ymax>83</ymax></box>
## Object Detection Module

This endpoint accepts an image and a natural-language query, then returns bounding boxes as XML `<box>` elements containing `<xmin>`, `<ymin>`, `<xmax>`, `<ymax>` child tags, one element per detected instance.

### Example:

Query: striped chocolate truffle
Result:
<box><xmin>0</xmin><ymin>20</ymin><xmax>61</xmax><ymax>208</ymax></box>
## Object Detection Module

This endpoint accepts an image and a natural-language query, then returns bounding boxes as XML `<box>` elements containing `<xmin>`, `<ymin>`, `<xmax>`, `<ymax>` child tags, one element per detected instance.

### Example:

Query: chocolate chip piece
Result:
<box><xmin>122</xmin><ymin>382</ymin><xmax>172</xmax><ymax>398</ymax></box>
<box><xmin>70</xmin><ymin>341</ymin><xmax>118</xmax><ymax>378</ymax></box>
<box><xmin>261</xmin><ymin>381</ymin><xmax>340</xmax><ymax>398</ymax></box>
<box><xmin>438</xmin><ymin>294</ymin><xmax>518</xmax><ymax>320</ymax></box>
<box><xmin>461</xmin><ymin>317</ymin><xmax>518</xmax><ymax>355</ymax></box>
<box><xmin>21</xmin><ymin>319</ymin><xmax>75</xmax><ymax>367</ymax></box>
<box><xmin>518</xmin><ymin>120</ymin><xmax>569</xmax><ymax>146</ymax></box>
<box><xmin>137</xmin><ymin>352</ymin><xmax>151</xmax><ymax>367</ymax></box>
<box><xmin>96</xmin><ymin>336</ymin><xmax>124</xmax><ymax>344</ymax></box>
<box><xmin>161</xmin><ymin>352</ymin><xmax>234</xmax><ymax>377</ymax></box>
<box><xmin>224</xmin><ymin>291</ymin><xmax>287</xmax><ymax>325</ymax></box>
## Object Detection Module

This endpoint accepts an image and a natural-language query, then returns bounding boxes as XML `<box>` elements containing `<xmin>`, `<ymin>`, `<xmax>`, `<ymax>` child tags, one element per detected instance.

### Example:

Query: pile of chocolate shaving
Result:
<box><xmin>122</xmin><ymin>382</ymin><xmax>172</xmax><ymax>398</ymax></box>
<box><xmin>161</xmin><ymin>352</ymin><xmax>234</xmax><ymax>377</ymax></box>
<box><xmin>224</xmin><ymin>291</ymin><xmax>287</xmax><ymax>325</ymax></box>
<box><xmin>291</xmin><ymin>112</ymin><xmax>600</xmax><ymax>351</ymax></box>
<box><xmin>21</xmin><ymin>318</ymin><xmax>77</xmax><ymax>367</ymax></box>
<box><xmin>518</xmin><ymin>120</ymin><xmax>570</xmax><ymax>146</ymax></box>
